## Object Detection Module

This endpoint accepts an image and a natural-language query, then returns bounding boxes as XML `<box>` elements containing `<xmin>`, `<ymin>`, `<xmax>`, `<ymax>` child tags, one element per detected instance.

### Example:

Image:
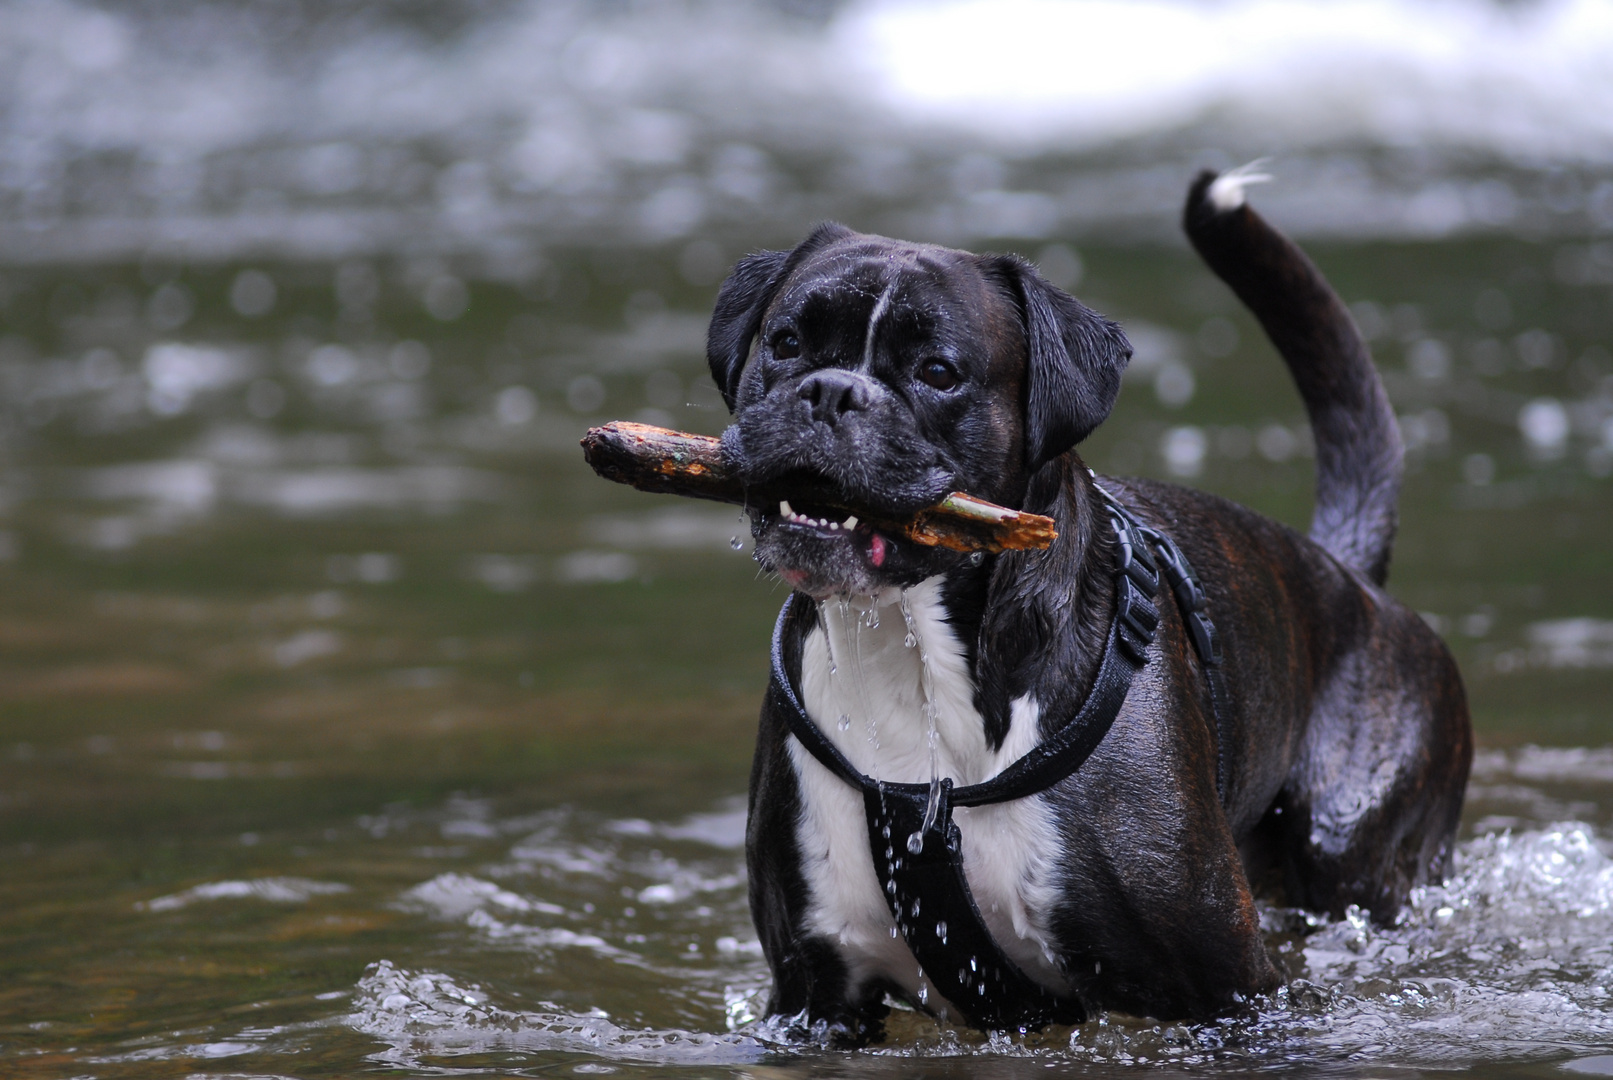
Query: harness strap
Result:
<box><xmin>1144</xmin><ymin>528</ymin><xmax>1233</xmax><ymax>799</ymax></box>
<box><xmin>1105</xmin><ymin>494</ymin><xmax>1234</xmax><ymax>802</ymax></box>
<box><xmin>863</xmin><ymin>776</ymin><xmax>1083</xmax><ymax>1029</ymax></box>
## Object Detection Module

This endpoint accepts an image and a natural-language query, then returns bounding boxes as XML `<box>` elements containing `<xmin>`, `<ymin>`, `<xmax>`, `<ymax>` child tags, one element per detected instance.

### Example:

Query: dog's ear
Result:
<box><xmin>706</xmin><ymin>222</ymin><xmax>855</xmax><ymax>410</ymax></box>
<box><xmin>985</xmin><ymin>255</ymin><xmax>1132</xmax><ymax>471</ymax></box>
<box><xmin>706</xmin><ymin>249</ymin><xmax>789</xmax><ymax>411</ymax></box>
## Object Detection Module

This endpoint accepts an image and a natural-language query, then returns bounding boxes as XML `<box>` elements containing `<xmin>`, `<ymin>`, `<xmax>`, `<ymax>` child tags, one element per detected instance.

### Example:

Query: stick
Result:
<box><xmin>580</xmin><ymin>421</ymin><xmax>1056</xmax><ymax>553</ymax></box>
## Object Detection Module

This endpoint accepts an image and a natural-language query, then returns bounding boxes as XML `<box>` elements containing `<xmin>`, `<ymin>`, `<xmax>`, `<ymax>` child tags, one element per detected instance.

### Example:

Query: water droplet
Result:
<box><xmin>730</xmin><ymin>536</ymin><xmax>743</xmax><ymax>550</ymax></box>
<box><xmin>921</xmin><ymin>775</ymin><xmax>943</xmax><ymax>840</ymax></box>
<box><xmin>905</xmin><ymin>631</ymin><xmax>917</xmax><ymax>648</ymax></box>
<box><xmin>936</xmin><ymin>920</ymin><xmax>948</xmax><ymax>944</ymax></box>
<box><xmin>918</xmin><ymin>986</ymin><xmax>928</xmax><ymax>1004</ymax></box>
<box><xmin>839</xmin><ymin>713</ymin><xmax>851</xmax><ymax>731</ymax></box>
<box><xmin>906</xmin><ymin>830</ymin><xmax>924</xmax><ymax>855</ymax></box>
<box><xmin>886</xmin><ymin>879</ymin><xmax>897</xmax><ymax>896</ymax></box>
<box><xmin>910</xmin><ymin>897</ymin><xmax>921</xmax><ymax>917</ymax></box>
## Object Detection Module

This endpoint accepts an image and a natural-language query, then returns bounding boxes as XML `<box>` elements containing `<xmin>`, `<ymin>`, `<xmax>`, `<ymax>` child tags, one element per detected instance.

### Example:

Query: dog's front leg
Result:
<box><xmin>747</xmin><ymin>684</ymin><xmax>891</xmax><ymax>1045</ymax></box>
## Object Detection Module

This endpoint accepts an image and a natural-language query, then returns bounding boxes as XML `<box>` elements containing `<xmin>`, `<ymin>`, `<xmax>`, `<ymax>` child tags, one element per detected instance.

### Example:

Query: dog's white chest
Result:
<box><xmin>789</xmin><ymin>577</ymin><xmax>1066</xmax><ymax>1012</ymax></box>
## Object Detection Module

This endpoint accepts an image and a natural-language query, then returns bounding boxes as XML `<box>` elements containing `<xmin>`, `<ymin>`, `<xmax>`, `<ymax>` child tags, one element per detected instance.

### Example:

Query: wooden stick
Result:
<box><xmin>581</xmin><ymin>421</ymin><xmax>1056</xmax><ymax>553</ymax></box>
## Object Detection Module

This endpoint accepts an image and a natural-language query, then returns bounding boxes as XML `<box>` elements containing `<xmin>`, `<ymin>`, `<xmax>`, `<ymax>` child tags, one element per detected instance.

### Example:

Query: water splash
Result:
<box><xmin>1056</xmin><ymin>821</ymin><xmax>1613</xmax><ymax>1069</ymax></box>
<box><xmin>351</xmin><ymin>961</ymin><xmax>772</xmax><ymax>1068</ymax></box>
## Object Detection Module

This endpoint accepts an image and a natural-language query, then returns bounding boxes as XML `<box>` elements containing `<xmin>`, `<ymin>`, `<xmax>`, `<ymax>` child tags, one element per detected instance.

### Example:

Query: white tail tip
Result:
<box><xmin>1207</xmin><ymin>159</ymin><xmax>1274</xmax><ymax>212</ymax></box>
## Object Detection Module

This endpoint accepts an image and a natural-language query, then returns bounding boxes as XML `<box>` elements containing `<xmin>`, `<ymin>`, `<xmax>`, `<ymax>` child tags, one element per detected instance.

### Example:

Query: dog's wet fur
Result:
<box><xmin>706</xmin><ymin>173</ymin><xmax>1472</xmax><ymax>1038</ymax></box>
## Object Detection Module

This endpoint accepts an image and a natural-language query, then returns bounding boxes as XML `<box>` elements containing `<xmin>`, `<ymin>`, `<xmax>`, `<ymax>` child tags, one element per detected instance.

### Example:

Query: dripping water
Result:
<box><xmin>821</xmin><ymin>600</ymin><xmax>854</xmax><ymax>732</ymax></box>
<box><xmin>819</xmin><ymin>600</ymin><xmax>840</xmax><ymax>677</ymax></box>
<box><xmin>848</xmin><ymin>595</ymin><xmax>880</xmax><ymax>751</ymax></box>
<box><xmin>900</xmin><ymin>590</ymin><xmax>944</xmax><ymax>855</ymax></box>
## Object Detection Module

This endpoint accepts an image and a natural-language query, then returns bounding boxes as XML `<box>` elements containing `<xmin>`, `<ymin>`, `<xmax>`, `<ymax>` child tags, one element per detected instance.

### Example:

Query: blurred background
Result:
<box><xmin>2</xmin><ymin>1</ymin><xmax>1612</xmax><ymax>1076</ymax></box>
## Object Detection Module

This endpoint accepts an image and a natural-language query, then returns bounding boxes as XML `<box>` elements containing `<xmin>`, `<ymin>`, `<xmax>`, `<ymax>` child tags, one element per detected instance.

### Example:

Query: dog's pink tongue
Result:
<box><xmin>868</xmin><ymin>532</ymin><xmax>887</xmax><ymax>568</ymax></box>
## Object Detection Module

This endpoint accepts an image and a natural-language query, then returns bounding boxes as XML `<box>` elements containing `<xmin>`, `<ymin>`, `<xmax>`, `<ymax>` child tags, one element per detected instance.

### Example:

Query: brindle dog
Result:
<box><xmin>705</xmin><ymin>172</ymin><xmax>1472</xmax><ymax>1037</ymax></box>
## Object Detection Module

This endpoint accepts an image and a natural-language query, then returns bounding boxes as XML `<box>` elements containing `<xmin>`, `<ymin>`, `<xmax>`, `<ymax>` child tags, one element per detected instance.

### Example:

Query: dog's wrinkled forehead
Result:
<box><xmin>763</xmin><ymin>239</ymin><xmax>1004</xmax><ymax>367</ymax></box>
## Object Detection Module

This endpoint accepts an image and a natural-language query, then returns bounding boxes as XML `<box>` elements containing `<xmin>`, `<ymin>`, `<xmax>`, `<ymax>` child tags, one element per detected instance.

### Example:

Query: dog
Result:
<box><xmin>704</xmin><ymin>171</ymin><xmax>1472</xmax><ymax>1039</ymax></box>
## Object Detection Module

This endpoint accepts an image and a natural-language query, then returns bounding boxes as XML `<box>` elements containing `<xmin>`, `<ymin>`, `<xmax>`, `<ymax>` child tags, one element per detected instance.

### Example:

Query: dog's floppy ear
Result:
<box><xmin>706</xmin><ymin>222</ymin><xmax>855</xmax><ymax>410</ymax></box>
<box><xmin>985</xmin><ymin>255</ymin><xmax>1132</xmax><ymax>471</ymax></box>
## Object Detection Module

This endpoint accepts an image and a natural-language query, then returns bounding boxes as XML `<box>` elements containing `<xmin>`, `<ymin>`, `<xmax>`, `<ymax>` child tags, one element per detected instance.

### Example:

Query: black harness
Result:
<box><xmin>769</xmin><ymin>490</ymin><xmax>1231</xmax><ymax>1031</ymax></box>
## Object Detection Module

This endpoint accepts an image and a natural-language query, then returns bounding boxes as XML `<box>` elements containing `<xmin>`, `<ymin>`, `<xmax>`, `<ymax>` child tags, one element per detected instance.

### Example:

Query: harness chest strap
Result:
<box><xmin>768</xmin><ymin>494</ymin><xmax>1228</xmax><ymax>1030</ymax></box>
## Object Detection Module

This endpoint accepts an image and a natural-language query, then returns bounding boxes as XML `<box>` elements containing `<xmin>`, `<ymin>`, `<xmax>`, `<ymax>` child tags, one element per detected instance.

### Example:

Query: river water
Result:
<box><xmin>3</xmin><ymin>1</ymin><xmax>1613</xmax><ymax>1077</ymax></box>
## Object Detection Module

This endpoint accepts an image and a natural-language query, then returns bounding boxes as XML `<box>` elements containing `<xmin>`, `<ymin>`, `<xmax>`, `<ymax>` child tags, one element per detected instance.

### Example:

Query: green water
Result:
<box><xmin>2</xmin><ymin>235</ymin><xmax>1612</xmax><ymax>1077</ymax></box>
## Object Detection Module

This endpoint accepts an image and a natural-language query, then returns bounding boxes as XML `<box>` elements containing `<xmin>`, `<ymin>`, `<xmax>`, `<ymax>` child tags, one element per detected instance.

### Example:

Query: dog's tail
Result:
<box><xmin>1183</xmin><ymin>167</ymin><xmax>1402</xmax><ymax>586</ymax></box>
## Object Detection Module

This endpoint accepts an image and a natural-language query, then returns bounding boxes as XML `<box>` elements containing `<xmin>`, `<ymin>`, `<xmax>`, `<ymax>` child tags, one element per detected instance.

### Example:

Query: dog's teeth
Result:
<box><xmin>829</xmin><ymin>522</ymin><xmax>840</xmax><ymax>531</ymax></box>
<box><xmin>843</xmin><ymin>515</ymin><xmax>858</xmax><ymax>529</ymax></box>
<box><xmin>780</xmin><ymin>500</ymin><xmax>793</xmax><ymax>517</ymax></box>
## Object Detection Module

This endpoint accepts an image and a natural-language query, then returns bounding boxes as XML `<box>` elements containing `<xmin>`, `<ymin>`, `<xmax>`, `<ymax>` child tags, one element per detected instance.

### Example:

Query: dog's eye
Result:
<box><xmin>917</xmin><ymin>358</ymin><xmax>960</xmax><ymax>391</ymax></box>
<box><xmin>772</xmin><ymin>333</ymin><xmax>800</xmax><ymax>360</ymax></box>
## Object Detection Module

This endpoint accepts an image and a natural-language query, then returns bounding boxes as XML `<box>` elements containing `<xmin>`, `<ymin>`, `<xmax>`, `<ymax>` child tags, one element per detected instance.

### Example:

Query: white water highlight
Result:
<box><xmin>5</xmin><ymin>0</ymin><xmax>1613</xmax><ymax>263</ymax></box>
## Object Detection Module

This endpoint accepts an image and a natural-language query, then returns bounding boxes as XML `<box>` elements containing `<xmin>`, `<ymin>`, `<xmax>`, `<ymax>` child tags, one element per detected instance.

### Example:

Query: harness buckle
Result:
<box><xmin>1115</xmin><ymin>577</ymin><xmax>1159</xmax><ymax>663</ymax></box>
<box><xmin>1112</xmin><ymin>512</ymin><xmax>1160</xmax><ymax>597</ymax></box>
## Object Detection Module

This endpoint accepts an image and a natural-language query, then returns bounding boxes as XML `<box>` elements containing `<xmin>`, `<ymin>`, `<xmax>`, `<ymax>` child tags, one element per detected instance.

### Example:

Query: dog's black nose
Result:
<box><xmin>799</xmin><ymin>369</ymin><xmax>873</xmax><ymax>426</ymax></box>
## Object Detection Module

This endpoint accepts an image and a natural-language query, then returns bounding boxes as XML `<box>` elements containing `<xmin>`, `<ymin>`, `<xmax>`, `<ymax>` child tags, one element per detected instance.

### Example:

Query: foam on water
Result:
<box><xmin>137</xmin><ymin>876</ymin><xmax>351</xmax><ymax>912</ymax></box>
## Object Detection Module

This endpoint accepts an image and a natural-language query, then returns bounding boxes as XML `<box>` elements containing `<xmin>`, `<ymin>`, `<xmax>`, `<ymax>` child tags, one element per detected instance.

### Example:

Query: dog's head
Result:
<box><xmin>708</xmin><ymin>223</ymin><xmax>1130</xmax><ymax>598</ymax></box>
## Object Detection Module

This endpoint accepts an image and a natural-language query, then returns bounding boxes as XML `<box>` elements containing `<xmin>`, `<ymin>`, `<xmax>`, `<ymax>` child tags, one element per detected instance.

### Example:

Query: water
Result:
<box><xmin>3</xmin><ymin>1</ymin><xmax>1613</xmax><ymax>1076</ymax></box>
